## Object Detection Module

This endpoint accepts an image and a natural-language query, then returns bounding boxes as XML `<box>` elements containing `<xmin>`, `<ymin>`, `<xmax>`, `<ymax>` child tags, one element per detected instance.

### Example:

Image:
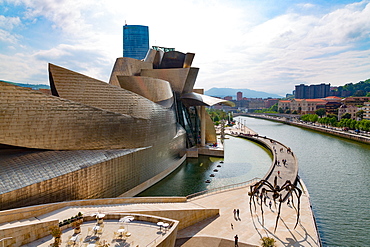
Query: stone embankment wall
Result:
<box><xmin>246</xmin><ymin>114</ymin><xmax>370</xmax><ymax>144</ymax></box>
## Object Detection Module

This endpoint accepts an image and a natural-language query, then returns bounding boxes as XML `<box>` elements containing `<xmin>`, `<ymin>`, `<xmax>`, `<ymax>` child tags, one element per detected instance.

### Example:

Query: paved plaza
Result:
<box><xmin>16</xmin><ymin>181</ymin><xmax>319</xmax><ymax>247</ymax></box>
<box><xmin>2</xmin><ymin>123</ymin><xmax>320</xmax><ymax>247</ymax></box>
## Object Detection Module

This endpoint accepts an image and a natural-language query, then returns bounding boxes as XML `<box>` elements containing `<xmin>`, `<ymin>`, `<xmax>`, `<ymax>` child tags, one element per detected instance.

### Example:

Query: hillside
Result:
<box><xmin>0</xmin><ymin>80</ymin><xmax>50</xmax><ymax>90</ymax></box>
<box><xmin>205</xmin><ymin>88</ymin><xmax>282</xmax><ymax>99</ymax></box>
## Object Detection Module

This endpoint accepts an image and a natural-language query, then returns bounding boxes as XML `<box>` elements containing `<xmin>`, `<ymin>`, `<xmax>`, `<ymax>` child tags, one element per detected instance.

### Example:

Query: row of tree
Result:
<box><xmin>300</xmin><ymin>114</ymin><xmax>370</xmax><ymax>132</ymax></box>
<box><xmin>206</xmin><ymin>108</ymin><xmax>233</xmax><ymax>125</ymax></box>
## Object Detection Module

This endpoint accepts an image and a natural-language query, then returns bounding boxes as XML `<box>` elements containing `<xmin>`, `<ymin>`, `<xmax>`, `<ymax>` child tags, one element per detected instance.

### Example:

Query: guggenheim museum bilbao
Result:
<box><xmin>0</xmin><ymin>48</ymin><xmax>232</xmax><ymax>210</ymax></box>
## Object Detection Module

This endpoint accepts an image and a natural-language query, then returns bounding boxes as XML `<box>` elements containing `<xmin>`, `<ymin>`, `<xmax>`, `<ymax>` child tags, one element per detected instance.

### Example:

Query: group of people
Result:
<box><xmin>231</xmin><ymin>209</ymin><xmax>241</xmax><ymax>246</ymax></box>
<box><xmin>233</xmin><ymin>208</ymin><xmax>241</xmax><ymax>220</ymax></box>
<box><xmin>281</xmin><ymin>159</ymin><xmax>288</xmax><ymax>166</ymax></box>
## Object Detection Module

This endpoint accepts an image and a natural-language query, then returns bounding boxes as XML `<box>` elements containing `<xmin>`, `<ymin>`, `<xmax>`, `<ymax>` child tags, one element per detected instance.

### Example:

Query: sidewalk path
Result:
<box><xmin>175</xmin><ymin>124</ymin><xmax>319</xmax><ymax>246</ymax></box>
<box><xmin>1</xmin><ymin>123</ymin><xmax>320</xmax><ymax>247</ymax></box>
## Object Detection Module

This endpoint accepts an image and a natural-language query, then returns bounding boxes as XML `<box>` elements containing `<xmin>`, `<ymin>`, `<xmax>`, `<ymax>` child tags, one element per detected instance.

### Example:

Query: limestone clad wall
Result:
<box><xmin>0</xmin><ymin>220</ymin><xmax>57</xmax><ymax>246</ymax></box>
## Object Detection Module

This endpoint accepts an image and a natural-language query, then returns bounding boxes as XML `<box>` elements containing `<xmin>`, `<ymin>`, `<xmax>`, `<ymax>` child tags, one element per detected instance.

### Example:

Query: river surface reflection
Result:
<box><xmin>237</xmin><ymin>116</ymin><xmax>370</xmax><ymax>247</ymax></box>
<box><xmin>137</xmin><ymin>136</ymin><xmax>272</xmax><ymax>196</ymax></box>
<box><xmin>138</xmin><ymin>116</ymin><xmax>370</xmax><ymax>246</ymax></box>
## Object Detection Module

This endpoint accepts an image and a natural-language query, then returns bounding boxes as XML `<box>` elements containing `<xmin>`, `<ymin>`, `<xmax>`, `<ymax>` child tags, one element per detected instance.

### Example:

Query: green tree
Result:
<box><xmin>353</xmin><ymin>89</ymin><xmax>366</xmax><ymax>96</ymax></box>
<box><xmin>300</xmin><ymin>114</ymin><xmax>319</xmax><ymax>122</ymax></box>
<box><xmin>315</xmin><ymin>108</ymin><xmax>326</xmax><ymax>118</ymax></box>
<box><xmin>329</xmin><ymin>116</ymin><xmax>338</xmax><ymax>126</ymax></box>
<box><xmin>356</xmin><ymin>110</ymin><xmax>364</xmax><ymax>120</ymax></box>
<box><xmin>278</xmin><ymin>107</ymin><xmax>284</xmax><ymax>113</ymax></box>
<box><xmin>310</xmin><ymin>114</ymin><xmax>319</xmax><ymax>122</ymax></box>
<box><xmin>341</xmin><ymin>113</ymin><xmax>351</xmax><ymax>119</ymax></box>
<box><xmin>270</xmin><ymin>103</ymin><xmax>278</xmax><ymax>112</ymax></box>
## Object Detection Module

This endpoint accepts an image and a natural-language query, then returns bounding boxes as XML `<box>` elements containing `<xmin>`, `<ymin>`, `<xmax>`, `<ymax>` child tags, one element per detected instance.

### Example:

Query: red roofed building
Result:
<box><xmin>278</xmin><ymin>98</ymin><xmax>329</xmax><ymax>114</ymax></box>
<box><xmin>303</xmin><ymin>99</ymin><xmax>327</xmax><ymax>114</ymax></box>
<box><xmin>278</xmin><ymin>100</ymin><xmax>291</xmax><ymax>112</ymax></box>
<box><xmin>323</xmin><ymin>96</ymin><xmax>342</xmax><ymax>102</ymax></box>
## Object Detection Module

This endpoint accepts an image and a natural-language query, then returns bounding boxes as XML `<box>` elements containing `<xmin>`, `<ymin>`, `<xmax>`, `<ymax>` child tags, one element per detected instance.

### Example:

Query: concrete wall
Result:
<box><xmin>0</xmin><ymin>212</ymin><xmax>180</xmax><ymax>247</ymax></box>
<box><xmin>125</xmin><ymin>208</ymin><xmax>219</xmax><ymax>230</ymax></box>
<box><xmin>0</xmin><ymin>220</ymin><xmax>57</xmax><ymax>247</ymax></box>
<box><xmin>247</xmin><ymin>114</ymin><xmax>370</xmax><ymax>144</ymax></box>
<box><xmin>0</xmin><ymin>197</ymin><xmax>187</xmax><ymax>225</ymax></box>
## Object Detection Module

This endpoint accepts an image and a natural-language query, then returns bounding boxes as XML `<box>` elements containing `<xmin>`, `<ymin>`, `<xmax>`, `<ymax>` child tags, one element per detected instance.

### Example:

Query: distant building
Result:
<box><xmin>248</xmin><ymin>98</ymin><xmax>265</xmax><ymax>110</ymax></box>
<box><xmin>341</xmin><ymin>97</ymin><xmax>370</xmax><ymax>107</ymax></box>
<box><xmin>237</xmin><ymin>91</ymin><xmax>243</xmax><ymax>101</ymax></box>
<box><xmin>322</xmin><ymin>96</ymin><xmax>342</xmax><ymax>102</ymax></box>
<box><xmin>338</xmin><ymin>105</ymin><xmax>359</xmax><ymax>120</ymax></box>
<box><xmin>265</xmin><ymin>98</ymin><xmax>279</xmax><ymax>108</ymax></box>
<box><xmin>224</xmin><ymin>96</ymin><xmax>233</xmax><ymax>100</ymax></box>
<box><xmin>363</xmin><ymin>102</ymin><xmax>370</xmax><ymax>120</ymax></box>
<box><xmin>295</xmin><ymin>83</ymin><xmax>330</xmax><ymax>99</ymax></box>
<box><xmin>279</xmin><ymin>98</ymin><xmax>327</xmax><ymax>114</ymax></box>
<box><xmin>325</xmin><ymin>102</ymin><xmax>342</xmax><ymax>115</ymax></box>
<box><xmin>123</xmin><ymin>25</ymin><xmax>149</xmax><ymax>60</ymax></box>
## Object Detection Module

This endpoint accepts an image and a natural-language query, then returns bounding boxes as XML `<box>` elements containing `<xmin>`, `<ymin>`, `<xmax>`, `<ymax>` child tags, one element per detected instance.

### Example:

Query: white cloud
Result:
<box><xmin>0</xmin><ymin>15</ymin><xmax>21</xmax><ymax>29</ymax></box>
<box><xmin>195</xmin><ymin>0</ymin><xmax>370</xmax><ymax>95</ymax></box>
<box><xmin>0</xmin><ymin>52</ymin><xmax>47</xmax><ymax>83</ymax></box>
<box><xmin>1</xmin><ymin>0</ymin><xmax>370</xmax><ymax>96</ymax></box>
<box><xmin>0</xmin><ymin>29</ymin><xmax>20</xmax><ymax>43</ymax></box>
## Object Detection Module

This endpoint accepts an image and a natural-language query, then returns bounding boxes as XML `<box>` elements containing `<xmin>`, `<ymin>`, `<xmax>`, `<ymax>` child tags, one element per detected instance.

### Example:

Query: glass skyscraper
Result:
<box><xmin>123</xmin><ymin>25</ymin><xmax>149</xmax><ymax>60</ymax></box>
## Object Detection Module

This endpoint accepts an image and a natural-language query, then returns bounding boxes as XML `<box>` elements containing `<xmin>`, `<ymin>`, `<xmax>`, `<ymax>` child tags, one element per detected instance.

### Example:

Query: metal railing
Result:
<box><xmin>186</xmin><ymin>177</ymin><xmax>260</xmax><ymax>200</ymax></box>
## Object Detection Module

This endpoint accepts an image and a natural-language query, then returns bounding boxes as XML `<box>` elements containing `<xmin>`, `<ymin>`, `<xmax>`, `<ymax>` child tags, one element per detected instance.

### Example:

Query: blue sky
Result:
<box><xmin>1</xmin><ymin>0</ymin><xmax>369</xmax><ymax>96</ymax></box>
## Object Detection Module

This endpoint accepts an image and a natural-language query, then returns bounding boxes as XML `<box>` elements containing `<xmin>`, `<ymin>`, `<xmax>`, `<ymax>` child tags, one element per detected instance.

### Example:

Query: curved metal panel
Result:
<box><xmin>182</xmin><ymin>67</ymin><xmax>199</xmax><ymax>94</ymax></box>
<box><xmin>205</xmin><ymin>111</ymin><xmax>217</xmax><ymax>143</ymax></box>
<box><xmin>141</xmin><ymin>67</ymin><xmax>199</xmax><ymax>94</ymax></box>
<box><xmin>117</xmin><ymin>76</ymin><xmax>174</xmax><ymax>108</ymax></box>
<box><xmin>144</xmin><ymin>49</ymin><xmax>163</xmax><ymax>69</ymax></box>
<box><xmin>0</xmin><ymin>81</ymin><xmax>177</xmax><ymax>150</ymax></box>
<box><xmin>183</xmin><ymin>53</ymin><xmax>195</xmax><ymax>68</ymax></box>
<box><xmin>181</xmin><ymin>92</ymin><xmax>235</xmax><ymax>107</ymax></box>
<box><xmin>159</xmin><ymin>51</ymin><xmax>186</xmax><ymax>69</ymax></box>
<box><xmin>50</xmin><ymin>63</ymin><xmax>162</xmax><ymax>119</ymax></box>
<box><xmin>109</xmin><ymin>57</ymin><xmax>152</xmax><ymax>86</ymax></box>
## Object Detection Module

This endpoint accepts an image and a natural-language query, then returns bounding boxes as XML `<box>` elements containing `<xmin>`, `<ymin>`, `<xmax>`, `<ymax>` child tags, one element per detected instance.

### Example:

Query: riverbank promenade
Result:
<box><xmin>0</xmin><ymin>125</ymin><xmax>320</xmax><ymax>247</ymax></box>
<box><xmin>226</xmin><ymin>124</ymin><xmax>299</xmax><ymax>200</ymax></box>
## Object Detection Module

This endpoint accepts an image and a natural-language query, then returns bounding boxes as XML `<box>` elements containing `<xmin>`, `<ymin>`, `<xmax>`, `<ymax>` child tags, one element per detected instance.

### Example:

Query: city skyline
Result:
<box><xmin>1</xmin><ymin>0</ymin><xmax>369</xmax><ymax>96</ymax></box>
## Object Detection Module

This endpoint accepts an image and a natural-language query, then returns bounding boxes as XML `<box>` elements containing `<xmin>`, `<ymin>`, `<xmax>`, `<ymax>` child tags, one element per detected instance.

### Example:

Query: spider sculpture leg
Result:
<box><xmin>248</xmin><ymin>186</ymin><xmax>257</xmax><ymax>214</ymax></box>
<box><xmin>274</xmin><ymin>194</ymin><xmax>283</xmax><ymax>233</ymax></box>
<box><xmin>293</xmin><ymin>187</ymin><xmax>302</xmax><ymax>229</ymax></box>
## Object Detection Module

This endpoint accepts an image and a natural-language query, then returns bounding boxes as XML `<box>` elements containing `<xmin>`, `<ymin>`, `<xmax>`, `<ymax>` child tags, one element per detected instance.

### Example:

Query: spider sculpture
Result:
<box><xmin>248</xmin><ymin>176</ymin><xmax>302</xmax><ymax>233</ymax></box>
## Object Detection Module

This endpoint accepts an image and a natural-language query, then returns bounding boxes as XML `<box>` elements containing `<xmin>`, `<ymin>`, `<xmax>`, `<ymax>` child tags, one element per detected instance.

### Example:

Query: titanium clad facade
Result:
<box><xmin>0</xmin><ymin>134</ymin><xmax>186</xmax><ymax>209</ymax></box>
<box><xmin>123</xmin><ymin>25</ymin><xmax>149</xmax><ymax>60</ymax></box>
<box><xmin>0</xmin><ymin>48</ymin><xmax>231</xmax><ymax>210</ymax></box>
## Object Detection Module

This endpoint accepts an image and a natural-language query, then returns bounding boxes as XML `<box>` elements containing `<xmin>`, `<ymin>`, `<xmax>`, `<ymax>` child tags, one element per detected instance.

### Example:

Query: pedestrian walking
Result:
<box><xmin>231</xmin><ymin>223</ymin><xmax>233</xmax><ymax>229</ymax></box>
<box><xmin>233</xmin><ymin>209</ymin><xmax>236</xmax><ymax>217</ymax></box>
<box><xmin>234</xmin><ymin>234</ymin><xmax>239</xmax><ymax>247</ymax></box>
<box><xmin>236</xmin><ymin>209</ymin><xmax>240</xmax><ymax>218</ymax></box>
<box><xmin>278</xmin><ymin>170</ymin><xmax>280</xmax><ymax>177</ymax></box>
<box><xmin>269</xmin><ymin>200</ymin><xmax>272</xmax><ymax>209</ymax></box>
